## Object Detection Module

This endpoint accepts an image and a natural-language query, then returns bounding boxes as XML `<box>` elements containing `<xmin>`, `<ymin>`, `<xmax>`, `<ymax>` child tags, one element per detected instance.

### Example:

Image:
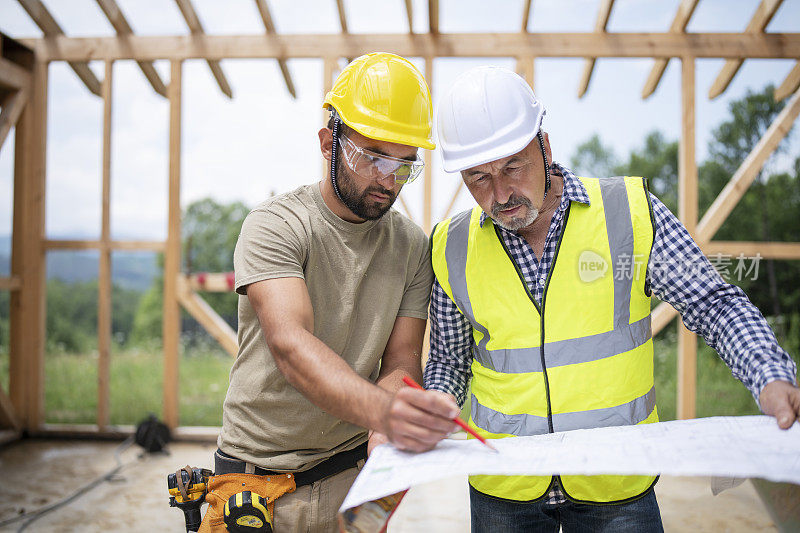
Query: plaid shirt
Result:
<box><xmin>424</xmin><ymin>163</ymin><xmax>797</xmax><ymax>504</ymax></box>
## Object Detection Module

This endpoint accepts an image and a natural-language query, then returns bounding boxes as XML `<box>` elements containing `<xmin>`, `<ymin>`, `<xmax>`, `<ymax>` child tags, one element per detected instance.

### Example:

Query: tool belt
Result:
<box><xmin>214</xmin><ymin>443</ymin><xmax>367</xmax><ymax>487</ymax></box>
<box><xmin>198</xmin><ymin>443</ymin><xmax>368</xmax><ymax>532</ymax></box>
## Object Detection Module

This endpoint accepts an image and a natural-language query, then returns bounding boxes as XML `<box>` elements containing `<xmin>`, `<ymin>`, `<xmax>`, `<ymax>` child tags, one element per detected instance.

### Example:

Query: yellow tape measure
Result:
<box><xmin>224</xmin><ymin>491</ymin><xmax>272</xmax><ymax>533</ymax></box>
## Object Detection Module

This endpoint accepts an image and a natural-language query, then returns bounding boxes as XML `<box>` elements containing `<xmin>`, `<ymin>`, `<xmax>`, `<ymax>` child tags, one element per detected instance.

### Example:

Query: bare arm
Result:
<box><xmin>369</xmin><ymin>316</ymin><xmax>460</xmax><ymax>453</ymax></box>
<box><xmin>248</xmin><ymin>278</ymin><xmax>458</xmax><ymax>451</ymax></box>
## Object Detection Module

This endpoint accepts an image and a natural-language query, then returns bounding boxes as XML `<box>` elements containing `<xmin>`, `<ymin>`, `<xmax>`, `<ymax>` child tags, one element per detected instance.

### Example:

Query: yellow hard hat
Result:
<box><xmin>323</xmin><ymin>52</ymin><xmax>435</xmax><ymax>150</ymax></box>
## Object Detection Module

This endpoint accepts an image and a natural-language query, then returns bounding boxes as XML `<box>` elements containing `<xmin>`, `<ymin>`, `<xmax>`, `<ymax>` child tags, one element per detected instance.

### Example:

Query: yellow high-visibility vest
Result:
<box><xmin>431</xmin><ymin>176</ymin><xmax>659</xmax><ymax>503</ymax></box>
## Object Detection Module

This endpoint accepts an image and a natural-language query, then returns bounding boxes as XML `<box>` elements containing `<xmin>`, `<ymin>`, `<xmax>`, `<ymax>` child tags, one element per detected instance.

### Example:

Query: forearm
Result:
<box><xmin>270</xmin><ymin>325</ymin><xmax>392</xmax><ymax>434</ymax></box>
<box><xmin>423</xmin><ymin>280</ymin><xmax>474</xmax><ymax>407</ymax></box>
<box><xmin>702</xmin><ymin>290</ymin><xmax>797</xmax><ymax>400</ymax></box>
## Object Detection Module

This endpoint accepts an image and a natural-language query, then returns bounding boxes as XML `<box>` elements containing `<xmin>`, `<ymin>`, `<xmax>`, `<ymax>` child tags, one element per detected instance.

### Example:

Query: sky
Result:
<box><xmin>0</xmin><ymin>0</ymin><xmax>799</xmax><ymax>249</ymax></box>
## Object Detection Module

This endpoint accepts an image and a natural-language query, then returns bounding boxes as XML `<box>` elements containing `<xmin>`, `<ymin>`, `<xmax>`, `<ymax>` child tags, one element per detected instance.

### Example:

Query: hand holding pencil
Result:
<box><xmin>402</xmin><ymin>376</ymin><xmax>499</xmax><ymax>453</ymax></box>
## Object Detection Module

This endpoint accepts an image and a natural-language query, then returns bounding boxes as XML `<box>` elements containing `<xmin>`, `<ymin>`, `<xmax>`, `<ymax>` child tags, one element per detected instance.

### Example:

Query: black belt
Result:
<box><xmin>215</xmin><ymin>443</ymin><xmax>367</xmax><ymax>487</ymax></box>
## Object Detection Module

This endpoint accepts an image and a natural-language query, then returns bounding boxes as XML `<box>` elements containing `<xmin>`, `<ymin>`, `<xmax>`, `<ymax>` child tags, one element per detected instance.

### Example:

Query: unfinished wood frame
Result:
<box><xmin>4</xmin><ymin>2</ymin><xmax>800</xmax><ymax>440</ymax></box>
<box><xmin>578</xmin><ymin>0</ymin><xmax>615</xmax><ymax>97</ymax></box>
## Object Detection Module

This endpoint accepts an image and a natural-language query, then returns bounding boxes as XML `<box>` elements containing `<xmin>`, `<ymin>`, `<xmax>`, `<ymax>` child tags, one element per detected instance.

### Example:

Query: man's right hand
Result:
<box><xmin>383</xmin><ymin>388</ymin><xmax>461</xmax><ymax>452</ymax></box>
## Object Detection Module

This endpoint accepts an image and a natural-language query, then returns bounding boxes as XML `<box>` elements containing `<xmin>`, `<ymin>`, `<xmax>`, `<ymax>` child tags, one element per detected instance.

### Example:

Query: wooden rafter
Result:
<box><xmin>697</xmin><ymin>85</ymin><xmax>800</xmax><ymax>241</ymax></box>
<box><xmin>404</xmin><ymin>0</ymin><xmax>414</xmax><ymax>33</ymax></box>
<box><xmin>254</xmin><ymin>0</ymin><xmax>296</xmax><ymax>98</ymax></box>
<box><xmin>577</xmin><ymin>0</ymin><xmax>615</xmax><ymax>98</ymax></box>
<box><xmin>708</xmin><ymin>0</ymin><xmax>784</xmax><ymax>99</ymax></box>
<box><xmin>0</xmin><ymin>277</ymin><xmax>22</xmax><ymax>291</ymax></box>
<box><xmin>651</xmin><ymin>85</ymin><xmax>800</xmax><ymax>337</ymax></box>
<box><xmin>429</xmin><ymin>0</ymin><xmax>439</xmax><ymax>34</ymax></box>
<box><xmin>775</xmin><ymin>62</ymin><xmax>800</xmax><ymax>101</ymax></box>
<box><xmin>0</xmin><ymin>88</ymin><xmax>28</xmax><ymax>153</ymax></box>
<box><xmin>94</xmin><ymin>0</ymin><xmax>167</xmax><ymax>97</ymax></box>
<box><xmin>177</xmin><ymin>276</ymin><xmax>237</xmax><ymax>357</ymax></box>
<box><xmin>16</xmin><ymin>0</ymin><xmax>102</xmax><ymax>96</ymax></box>
<box><xmin>641</xmin><ymin>0</ymin><xmax>700</xmax><ymax>99</ymax></box>
<box><xmin>173</xmin><ymin>0</ymin><xmax>233</xmax><ymax>98</ymax></box>
<box><xmin>522</xmin><ymin>0</ymin><xmax>532</xmax><ymax>32</ymax></box>
<box><xmin>0</xmin><ymin>57</ymin><xmax>32</xmax><ymax>89</ymax></box>
<box><xmin>23</xmin><ymin>33</ymin><xmax>800</xmax><ymax>61</ymax></box>
<box><xmin>335</xmin><ymin>0</ymin><xmax>349</xmax><ymax>33</ymax></box>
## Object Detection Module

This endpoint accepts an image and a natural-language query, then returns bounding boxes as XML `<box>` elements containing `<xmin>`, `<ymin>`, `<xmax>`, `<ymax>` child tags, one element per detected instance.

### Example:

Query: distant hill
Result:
<box><xmin>0</xmin><ymin>235</ymin><xmax>158</xmax><ymax>291</ymax></box>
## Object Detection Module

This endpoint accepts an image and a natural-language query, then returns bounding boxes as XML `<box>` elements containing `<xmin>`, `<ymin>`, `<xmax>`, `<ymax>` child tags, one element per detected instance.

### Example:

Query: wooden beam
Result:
<box><xmin>423</xmin><ymin>57</ymin><xmax>433</xmax><ymax>233</ymax></box>
<box><xmin>253</xmin><ymin>0</ymin><xmax>296</xmax><ymax>98</ymax></box>
<box><xmin>322</xmin><ymin>57</ymin><xmax>336</xmax><ymax>176</ymax></box>
<box><xmin>163</xmin><ymin>60</ymin><xmax>183</xmax><ymax>430</ymax></box>
<box><xmin>177</xmin><ymin>276</ymin><xmax>238</xmax><ymax>357</ymax></box>
<box><xmin>0</xmin><ymin>88</ymin><xmax>28</xmax><ymax>153</ymax></box>
<box><xmin>696</xmin><ymin>86</ymin><xmax>800</xmax><ymax>243</ymax></box>
<box><xmin>97</xmin><ymin>60</ymin><xmax>113</xmax><ymax>430</ymax></box>
<box><xmin>775</xmin><ymin>62</ymin><xmax>800</xmax><ymax>101</ymax></box>
<box><xmin>0</xmin><ymin>277</ymin><xmax>22</xmax><ymax>291</ymax></box>
<box><xmin>522</xmin><ymin>0</ymin><xmax>532</xmax><ymax>32</ymax></box>
<box><xmin>23</xmin><ymin>33</ymin><xmax>800</xmax><ymax>62</ymax></box>
<box><xmin>702</xmin><ymin>241</ymin><xmax>800</xmax><ymax>260</ymax></box>
<box><xmin>94</xmin><ymin>0</ymin><xmax>167</xmax><ymax>97</ymax></box>
<box><xmin>16</xmin><ymin>0</ymin><xmax>102</xmax><ymax>96</ymax></box>
<box><xmin>577</xmin><ymin>0</ymin><xmax>615</xmax><ymax>98</ymax></box>
<box><xmin>678</xmin><ymin>56</ymin><xmax>697</xmax><ymax>421</ymax></box>
<box><xmin>404</xmin><ymin>0</ymin><xmax>414</xmax><ymax>33</ymax></box>
<box><xmin>335</xmin><ymin>0</ymin><xmax>349</xmax><ymax>33</ymax></box>
<box><xmin>651</xmin><ymin>302</ymin><xmax>679</xmax><ymax>336</ymax></box>
<box><xmin>185</xmin><ymin>272</ymin><xmax>235</xmax><ymax>293</ymax></box>
<box><xmin>9</xmin><ymin>60</ymin><xmax>48</xmax><ymax>431</ymax></box>
<box><xmin>429</xmin><ymin>0</ymin><xmax>439</xmax><ymax>34</ymax></box>
<box><xmin>173</xmin><ymin>0</ymin><xmax>233</xmax><ymax>98</ymax></box>
<box><xmin>516</xmin><ymin>56</ymin><xmax>535</xmax><ymax>89</ymax></box>
<box><xmin>43</xmin><ymin>239</ymin><xmax>166</xmax><ymax>251</ymax></box>
<box><xmin>708</xmin><ymin>0</ymin><xmax>784</xmax><ymax>99</ymax></box>
<box><xmin>0</xmin><ymin>384</ymin><xmax>21</xmax><ymax>430</ymax></box>
<box><xmin>0</xmin><ymin>57</ymin><xmax>32</xmax><ymax>90</ymax></box>
<box><xmin>641</xmin><ymin>0</ymin><xmax>700</xmax><ymax>99</ymax></box>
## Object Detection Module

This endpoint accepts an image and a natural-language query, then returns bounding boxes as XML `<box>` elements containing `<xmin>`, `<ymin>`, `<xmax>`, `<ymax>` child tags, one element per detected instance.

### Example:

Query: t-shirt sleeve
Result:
<box><xmin>397</xmin><ymin>238</ymin><xmax>434</xmax><ymax>320</ymax></box>
<box><xmin>233</xmin><ymin>207</ymin><xmax>307</xmax><ymax>295</ymax></box>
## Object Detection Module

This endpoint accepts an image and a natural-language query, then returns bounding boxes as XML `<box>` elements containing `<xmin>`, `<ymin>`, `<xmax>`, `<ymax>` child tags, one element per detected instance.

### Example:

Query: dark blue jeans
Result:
<box><xmin>470</xmin><ymin>485</ymin><xmax>664</xmax><ymax>533</ymax></box>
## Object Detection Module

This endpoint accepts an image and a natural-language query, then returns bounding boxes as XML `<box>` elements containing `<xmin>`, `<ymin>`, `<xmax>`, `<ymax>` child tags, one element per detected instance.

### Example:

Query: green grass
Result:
<box><xmin>38</xmin><ymin>347</ymin><xmax>232</xmax><ymax>426</ymax></box>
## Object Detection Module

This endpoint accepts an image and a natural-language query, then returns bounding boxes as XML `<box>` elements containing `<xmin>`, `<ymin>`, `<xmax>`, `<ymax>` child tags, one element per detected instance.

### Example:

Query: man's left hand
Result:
<box><xmin>368</xmin><ymin>431</ymin><xmax>389</xmax><ymax>456</ymax></box>
<box><xmin>759</xmin><ymin>380</ymin><xmax>800</xmax><ymax>429</ymax></box>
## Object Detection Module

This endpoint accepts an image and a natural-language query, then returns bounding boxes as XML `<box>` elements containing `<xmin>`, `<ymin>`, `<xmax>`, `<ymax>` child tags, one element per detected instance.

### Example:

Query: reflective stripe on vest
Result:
<box><xmin>431</xmin><ymin>176</ymin><xmax>658</xmax><ymax>503</ymax></box>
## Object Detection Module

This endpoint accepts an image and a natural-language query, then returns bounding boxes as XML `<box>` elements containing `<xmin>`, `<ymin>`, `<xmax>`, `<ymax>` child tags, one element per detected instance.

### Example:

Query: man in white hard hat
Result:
<box><xmin>425</xmin><ymin>66</ymin><xmax>799</xmax><ymax>532</ymax></box>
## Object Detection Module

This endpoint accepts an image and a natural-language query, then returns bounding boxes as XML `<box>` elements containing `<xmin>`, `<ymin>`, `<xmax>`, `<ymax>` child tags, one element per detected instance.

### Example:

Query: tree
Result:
<box><xmin>614</xmin><ymin>131</ymin><xmax>679</xmax><ymax>214</ymax></box>
<box><xmin>570</xmin><ymin>134</ymin><xmax>618</xmax><ymax>179</ymax></box>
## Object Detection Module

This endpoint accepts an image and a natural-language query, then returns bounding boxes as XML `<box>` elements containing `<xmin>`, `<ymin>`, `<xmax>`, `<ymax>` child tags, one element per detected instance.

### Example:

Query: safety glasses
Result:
<box><xmin>338</xmin><ymin>134</ymin><xmax>424</xmax><ymax>185</ymax></box>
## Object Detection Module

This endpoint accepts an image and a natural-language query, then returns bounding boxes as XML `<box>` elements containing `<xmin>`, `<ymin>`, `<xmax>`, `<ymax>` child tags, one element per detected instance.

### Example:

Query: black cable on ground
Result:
<box><xmin>0</xmin><ymin>436</ymin><xmax>138</xmax><ymax>532</ymax></box>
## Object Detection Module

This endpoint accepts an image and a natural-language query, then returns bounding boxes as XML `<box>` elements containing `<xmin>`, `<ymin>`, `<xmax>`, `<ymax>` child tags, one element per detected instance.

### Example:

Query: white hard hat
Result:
<box><xmin>437</xmin><ymin>66</ymin><xmax>546</xmax><ymax>173</ymax></box>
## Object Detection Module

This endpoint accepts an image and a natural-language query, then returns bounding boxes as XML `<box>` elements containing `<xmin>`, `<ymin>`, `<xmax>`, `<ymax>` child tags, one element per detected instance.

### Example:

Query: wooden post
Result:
<box><xmin>516</xmin><ymin>56</ymin><xmax>535</xmax><ymax>90</ymax></box>
<box><xmin>322</xmin><ymin>57</ymin><xmax>336</xmax><ymax>176</ymax></box>
<box><xmin>677</xmin><ymin>56</ymin><xmax>697</xmax><ymax>420</ymax></box>
<box><xmin>98</xmin><ymin>60</ymin><xmax>113</xmax><ymax>429</ymax></box>
<box><xmin>423</xmin><ymin>56</ymin><xmax>433</xmax><ymax>233</ymax></box>
<box><xmin>163</xmin><ymin>60</ymin><xmax>183</xmax><ymax>430</ymax></box>
<box><xmin>9</xmin><ymin>60</ymin><xmax>48</xmax><ymax>430</ymax></box>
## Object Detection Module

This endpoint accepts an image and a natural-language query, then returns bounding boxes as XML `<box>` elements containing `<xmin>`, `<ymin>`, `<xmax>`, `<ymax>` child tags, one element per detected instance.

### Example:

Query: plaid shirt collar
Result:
<box><xmin>478</xmin><ymin>162</ymin><xmax>590</xmax><ymax>228</ymax></box>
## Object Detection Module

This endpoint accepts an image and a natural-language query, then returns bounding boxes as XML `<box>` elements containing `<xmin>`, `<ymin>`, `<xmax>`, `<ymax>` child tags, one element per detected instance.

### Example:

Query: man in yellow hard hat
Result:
<box><xmin>199</xmin><ymin>53</ymin><xmax>459</xmax><ymax>532</ymax></box>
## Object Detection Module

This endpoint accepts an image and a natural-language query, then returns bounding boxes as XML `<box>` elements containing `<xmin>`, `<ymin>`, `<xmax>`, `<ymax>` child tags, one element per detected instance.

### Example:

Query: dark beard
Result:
<box><xmin>335</xmin><ymin>156</ymin><xmax>397</xmax><ymax>220</ymax></box>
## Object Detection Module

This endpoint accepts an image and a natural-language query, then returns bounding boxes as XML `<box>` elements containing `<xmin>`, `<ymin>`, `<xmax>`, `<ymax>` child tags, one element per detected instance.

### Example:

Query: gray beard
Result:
<box><xmin>491</xmin><ymin>196</ymin><xmax>539</xmax><ymax>232</ymax></box>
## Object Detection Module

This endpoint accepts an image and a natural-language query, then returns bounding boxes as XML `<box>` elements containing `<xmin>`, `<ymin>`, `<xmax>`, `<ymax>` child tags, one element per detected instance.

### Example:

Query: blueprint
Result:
<box><xmin>340</xmin><ymin>416</ymin><xmax>800</xmax><ymax>512</ymax></box>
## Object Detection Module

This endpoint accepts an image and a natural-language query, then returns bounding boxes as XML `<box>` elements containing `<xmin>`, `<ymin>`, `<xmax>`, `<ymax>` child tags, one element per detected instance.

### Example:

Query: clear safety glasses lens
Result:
<box><xmin>338</xmin><ymin>135</ymin><xmax>424</xmax><ymax>184</ymax></box>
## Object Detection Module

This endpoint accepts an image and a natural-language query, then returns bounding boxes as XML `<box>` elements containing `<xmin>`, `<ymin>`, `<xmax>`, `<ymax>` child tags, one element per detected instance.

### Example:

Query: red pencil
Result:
<box><xmin>402</xmin><ymin>376</ymin><xmax>498</xmax><ymax>453</ymax></box>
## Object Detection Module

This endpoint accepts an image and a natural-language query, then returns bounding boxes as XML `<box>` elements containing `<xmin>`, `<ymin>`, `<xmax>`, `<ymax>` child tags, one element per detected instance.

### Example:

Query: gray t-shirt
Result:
<box><xmin>218</xmin><ymin>182</ymin><xmax>433</xmax><ymax>471</ymax></box>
